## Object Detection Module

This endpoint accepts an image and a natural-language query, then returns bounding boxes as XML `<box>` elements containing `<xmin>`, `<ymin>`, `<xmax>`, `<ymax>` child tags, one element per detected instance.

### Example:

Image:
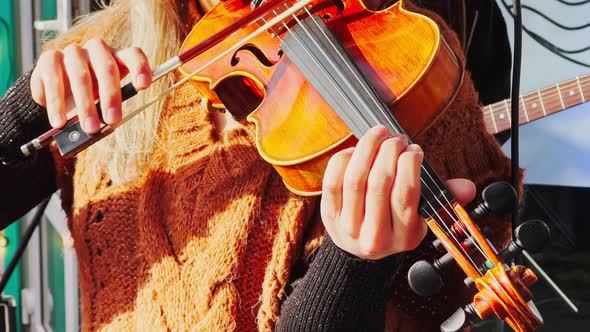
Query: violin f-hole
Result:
<box><xmin>215</xmin><ymin>75</ymin><xmax>264</xmax><ymax>121</ymax></box>
<box><xmin>230</xmin><ymin>43</ymin><xmax>283</xmax><ymax>67</ymax></box>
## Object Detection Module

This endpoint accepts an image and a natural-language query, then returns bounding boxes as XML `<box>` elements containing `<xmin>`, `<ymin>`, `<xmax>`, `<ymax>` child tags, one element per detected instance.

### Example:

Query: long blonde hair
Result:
<box><xmin>44</xmin><ymin>0</ymin><xmax>198</xmax><ymax>184</ymax></box>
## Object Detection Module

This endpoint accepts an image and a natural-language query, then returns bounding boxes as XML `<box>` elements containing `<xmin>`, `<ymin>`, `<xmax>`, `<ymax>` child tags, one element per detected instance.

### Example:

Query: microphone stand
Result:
<box><xmin>509</xmin><ymin>0</ymin><xmax>578</xmax><ymax>314</ymax></box>
<box><xmin>0</xmin><ymin>198</ymin><xmax>50</xmax><ymax>294</ymax></box>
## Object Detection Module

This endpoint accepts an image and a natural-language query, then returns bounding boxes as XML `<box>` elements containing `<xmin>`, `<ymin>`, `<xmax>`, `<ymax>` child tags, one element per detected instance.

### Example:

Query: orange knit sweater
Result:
<box><xmin>0</xmin><ymin>2</ymin><xmax>516</xmax><ymax>331</ymax></box>
<box><xmin>57</xmin><ymin>82</ymin><xmax>320</xmax><ymax>330</ymax></box>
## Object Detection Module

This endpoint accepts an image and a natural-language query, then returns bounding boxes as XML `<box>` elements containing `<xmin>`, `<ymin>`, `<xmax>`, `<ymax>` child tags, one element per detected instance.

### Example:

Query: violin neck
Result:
<box><xmin>281</xmin><ymin>15</ymin><xmax>454</xmax><ymax>216</ymax></box>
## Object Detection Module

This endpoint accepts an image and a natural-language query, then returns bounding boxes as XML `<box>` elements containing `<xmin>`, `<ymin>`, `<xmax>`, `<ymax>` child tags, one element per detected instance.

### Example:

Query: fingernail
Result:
<box><xmin>84</xmin><ymin>117</ymin><xmax>99</xmax><ymax>133</ymax></box>
<box><xmin>370</xmin><ymin>124</ymin><xmax>389</xmax><ymax>136</ymax></box>
<box><xmin>134</xmin><ymin>74</ymin><xmax>151</xmax><ymax>88</ymax></box>
<box><xmin>405</xmin><ymin>144</ymin><xmax>422</xmax><ymax>152</ymax></box>
<box><xmin>50</xmin><ymin>114</ymin><xmax>64</xmax><ymax>127</ymax></box>
<box><xmin>343</xmin><ymin>147</ymin><xmax>355</xmax><ymax>154</ymax></box>
<box><xmin>106</xmin><ymin>108</ymin><xmax>120</xmax><ymax>124</ymax></box>
<box><xmin>391</xmin><ymin>134</ymin><xmax>408</xmax><ymax>143</ymax></box>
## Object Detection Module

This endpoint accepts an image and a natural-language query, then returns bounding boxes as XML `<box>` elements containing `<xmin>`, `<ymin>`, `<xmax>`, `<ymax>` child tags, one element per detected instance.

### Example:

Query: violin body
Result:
<box><xmin>14</xmin><ymin>2</ymin><xmax>544</xmax><ymax>329</ymax></box>
<box><xmin>179</xmin><ymin>0</ymin><xmax>462</xmax><ymax>195</ymax></box>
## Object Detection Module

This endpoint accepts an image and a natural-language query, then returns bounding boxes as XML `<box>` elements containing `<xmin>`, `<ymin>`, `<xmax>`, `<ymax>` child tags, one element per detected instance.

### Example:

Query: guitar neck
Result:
<box><xmin>483</xmin><ymin>73</ymin><xmax>590</xmax><ymax>134</ymax></box>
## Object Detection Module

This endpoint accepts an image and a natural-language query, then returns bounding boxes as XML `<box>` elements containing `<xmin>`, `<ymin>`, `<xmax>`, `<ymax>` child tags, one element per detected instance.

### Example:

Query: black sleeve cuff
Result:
<box><xmin>0</xmin><ymin>71</ymin><xmax>57</xmax><ymax>227</ymax></box>
<box><xmin>276</xmin><ymin>236</ymin><xmax>404</xmax><ymax>332</ymax></box>
<box><xmin>316</xmin><ymin>236</ymin><xmax>405</xmax><ymax>290</ymax></box>
<box><xmin>0</xmin><ymin>70</ymin><xmax>52</xmax><ymax>165</ymax></box>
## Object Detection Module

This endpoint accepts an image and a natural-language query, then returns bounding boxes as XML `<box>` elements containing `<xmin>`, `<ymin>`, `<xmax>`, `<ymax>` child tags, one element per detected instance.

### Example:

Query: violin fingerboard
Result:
<box><xmin>282</xmin><ymin>16</ymin><xmax>394</xmax><ymax>138</ymax></box>
<box><xmin>281</xmin><ymin>15</ymin><xmax>453</xmax><ymax>216</ymax></box>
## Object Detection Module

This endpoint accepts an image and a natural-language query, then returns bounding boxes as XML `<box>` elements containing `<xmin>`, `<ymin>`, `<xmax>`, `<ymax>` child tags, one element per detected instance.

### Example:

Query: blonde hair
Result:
<box><xmin>44</xmin><ymin>0</ymin><xmax>196</xmax><ymax>184</ymax></box>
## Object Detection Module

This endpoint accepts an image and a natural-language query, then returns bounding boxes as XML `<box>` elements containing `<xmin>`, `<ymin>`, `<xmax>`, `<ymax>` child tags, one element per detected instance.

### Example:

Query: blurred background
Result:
<box><xmin>1</xmin><ymin>2</ymin><xmax>103</xmax><ymax>331</ymax></box>
<box><xmin>495</xmin><ymin>0</ymin><xmax>590</xmax><ymax>330</ymax></box>
<box><xmin>0</xmin><ymin>0</ymin><xmax>589</xmax><ymax>331</ymax></box>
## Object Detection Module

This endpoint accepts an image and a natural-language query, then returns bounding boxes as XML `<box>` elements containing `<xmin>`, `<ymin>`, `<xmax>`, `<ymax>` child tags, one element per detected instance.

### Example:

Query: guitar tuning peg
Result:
<box><xmin>470</xmin><ymin>181</ymin><xmax>517</xmax><ymax>221</ymax></box>
<box><xmin>500</xmin><ymin>219</ymin><xmax>550</xmax><ymax>261</ymax></box>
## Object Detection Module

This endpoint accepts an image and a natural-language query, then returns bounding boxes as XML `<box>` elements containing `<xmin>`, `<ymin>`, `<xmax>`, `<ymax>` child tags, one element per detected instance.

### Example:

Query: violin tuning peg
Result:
<box><xmin>463</xmin><ymin>276</ymin><xmax>474</xmax><ymax>289</ymax></box>
<box><xmin>440</xmin><ymin>304</ymin><xmax>479</xmax><ymax>332</ymax></box>
<box><xmin>432</xmin><ymin>238</ymin><xmax>442</xmax><ymax>250</ymax></box>
<box><xmin>408</xmin><ymin>260</ymin><xmax>443</xmax><ymax>297</ymax></box>
<box><xmin>514</xmin><ymin>219</ymin><xmax>550</xmax><ymax>254</ymax></box>
<box><xmin>408</xmin><ymin>252</ymin><xmax>455</xmax><ymax>297</ymax></box>
<box><xmin>500</xmin><ymin>219</ymin><xmax>550</xmax><ymax>261</ymax></box>
<box><xmin>470</xmin><ymin>181</ymin><xmax>517</xmax><ymax>221</ymax></box>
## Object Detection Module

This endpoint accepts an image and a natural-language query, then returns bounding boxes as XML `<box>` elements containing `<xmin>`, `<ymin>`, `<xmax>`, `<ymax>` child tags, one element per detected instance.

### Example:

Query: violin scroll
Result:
<box><xmin>416</xmin><ymin>182</ymin><xmax>547</xmax><ymax>332</ymax></box>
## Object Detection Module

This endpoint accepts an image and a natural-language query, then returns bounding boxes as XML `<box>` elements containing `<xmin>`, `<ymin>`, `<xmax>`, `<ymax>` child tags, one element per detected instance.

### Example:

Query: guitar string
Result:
<box><xmin>484</xmin><ymin>96</ymin><xmax>588</xmax><ymax>120</ymax></box>
<box><xmin>484</xmin><ymin>79</ymin><xmax>590</xmax><ymax>116</ymax></box>
<box><xmin>483</xmin><ymin>97</ymin><xmax>588</xmax><ymax>129</ymax></box>
<box><xmin>486</xmin><ymin>79</ymin><xmax>590</xmax><ymax>108</ymax></box>
<box><xmin>484</xmin><ymin>88</ymin><xmax>590</xmax><ymax>115</ymax></box>
<box><xmin>482</xmin><ymin>83</ymin><xmax>590</xmax><ymax>132</ymax></box>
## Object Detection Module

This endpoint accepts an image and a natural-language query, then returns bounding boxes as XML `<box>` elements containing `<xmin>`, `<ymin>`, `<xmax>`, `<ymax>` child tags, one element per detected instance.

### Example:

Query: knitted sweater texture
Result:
<box><xmin>0</xmin><ymin>2</ymin><xmax>516</xmax><ymax>331</ymax></box>
<box><xmin>64</xmin><ymin>82</ymin><xmax>322</xmax><ymax>331</ymax></box>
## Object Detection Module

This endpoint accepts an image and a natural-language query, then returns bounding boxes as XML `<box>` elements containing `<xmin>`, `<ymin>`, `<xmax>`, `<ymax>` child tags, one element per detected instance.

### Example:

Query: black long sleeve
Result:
<box><xmin>0</xmin><ymin>72</ymin><xmax>57</xmax><ymax>228</ymax></box>
<box><xmin>276</xmin><ymin>236</ymin><xmax>404</xmax><ymax>331</ymax></box>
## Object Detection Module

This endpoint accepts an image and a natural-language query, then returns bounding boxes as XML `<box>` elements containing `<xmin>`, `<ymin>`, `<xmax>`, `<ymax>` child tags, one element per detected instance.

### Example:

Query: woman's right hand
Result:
<box><xmin>30</xmin><ymin>38</ymin><xmax>153</xmax><ymax>134</ymax></box>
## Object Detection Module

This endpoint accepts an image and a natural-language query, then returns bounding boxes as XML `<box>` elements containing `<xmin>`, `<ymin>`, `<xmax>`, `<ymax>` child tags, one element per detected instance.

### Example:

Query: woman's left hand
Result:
<box><xmin>320</xmin><ymin>125</ymin><xmax>476</xmax><ymax>260</ymax></box>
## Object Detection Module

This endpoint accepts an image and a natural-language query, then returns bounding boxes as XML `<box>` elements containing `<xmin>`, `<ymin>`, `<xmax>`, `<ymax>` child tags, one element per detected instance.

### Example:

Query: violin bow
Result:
<box><xmin>16</xmin><ymin>0</ymin><xmax>308</xmax><ymax>161</ymax></box>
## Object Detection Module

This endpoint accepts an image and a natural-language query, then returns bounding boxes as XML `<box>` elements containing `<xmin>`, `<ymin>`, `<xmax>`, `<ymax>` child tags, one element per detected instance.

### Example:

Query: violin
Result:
<box><xmin>16</xmin><ymin>0</ymin><xmax>544</xmax><ymax>330</ymax></box>
<box><xmin>182</xmin><ymin>1</ymin><xmax>543</xmax><ymax>330</ymax></box>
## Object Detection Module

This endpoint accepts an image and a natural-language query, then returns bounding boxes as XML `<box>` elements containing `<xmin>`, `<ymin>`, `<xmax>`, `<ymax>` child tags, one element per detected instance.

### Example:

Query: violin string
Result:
<box><xmin>285</xmin><ymin>5</ymin><xmax>484</xmax><ymax>271</ymax></box>
<box><xmin>294</xmin><ymin>6</ymin><xmax>489</xmax><ymax>270</ymax></box>
<box><xmin>105</xmin><ymin>0</ymin><xmax>315</xmax><ymax>133</ymax></box>
<box><xmin>285</xmin><ymin>7</ymin><xmax>389</xmax><ymax>137</ymax></box>
<box><xmin>263</xmin><ymin>10</ymin><xmax>369</xmax><ymax>136</ymax></box>
<box><xmin>287</xmin><ymin>5</ymin><xmax>487</xmax><ymax>272</ymax></box>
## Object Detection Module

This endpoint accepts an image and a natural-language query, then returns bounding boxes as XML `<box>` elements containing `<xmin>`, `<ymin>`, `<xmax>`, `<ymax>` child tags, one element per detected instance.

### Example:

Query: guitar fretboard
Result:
<box><xmin>483</xmin><ymin>73</ymin><xmax>590</xmax><ymax>134</ymax></box>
